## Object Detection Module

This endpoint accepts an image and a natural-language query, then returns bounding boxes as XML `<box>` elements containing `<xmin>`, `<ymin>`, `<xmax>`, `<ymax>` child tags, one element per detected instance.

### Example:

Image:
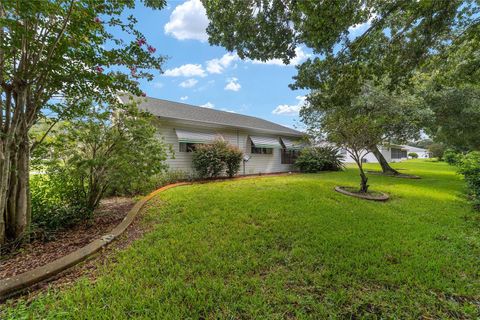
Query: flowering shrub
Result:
<box><xmin>192</xmin><ymin>140</ymin><xmax>243</xmax><ymax>178</ymax></box>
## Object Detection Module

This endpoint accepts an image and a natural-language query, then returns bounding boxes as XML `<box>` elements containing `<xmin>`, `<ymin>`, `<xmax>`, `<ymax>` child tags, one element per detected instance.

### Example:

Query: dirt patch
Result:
<box><xmin>335</xmin><ymin>186</ymin><xmax>389</xmax><ymax>201</ymax></box>
<box><xmin>0</xmin><ymin>197</ymin><xmax>135</xmax><ymax>280</ymax></box>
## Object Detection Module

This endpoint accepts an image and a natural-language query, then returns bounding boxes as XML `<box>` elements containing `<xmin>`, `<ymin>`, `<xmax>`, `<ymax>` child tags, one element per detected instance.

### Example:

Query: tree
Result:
<box><xmin>202</xmin><ymin>0</ymin><xmax>477</xmax><ymax>172</ymax></box>
<box><xmin>0</xmin><ymin>0</ymin><xmax>166</xmax><ymax>245</ymax></box>
<box><xmin>429</xmin><ymin>143</ymin><xmax>446</xmax><ymax>160</ymax></box>
<box><xmin>39</xmin><ymin>103</ymin><xmax>169</xmax><ymax>212</ymax></box>
<box><xmin>326</xmin><ymin>113</ymin><xmax>380</xmax><ymax>193</ymax></box>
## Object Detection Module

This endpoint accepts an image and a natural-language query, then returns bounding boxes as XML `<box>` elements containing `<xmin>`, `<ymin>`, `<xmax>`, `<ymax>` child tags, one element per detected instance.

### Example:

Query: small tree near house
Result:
<box><xmin>325</xmin><ymin>114</ymin><xmax>382</xmax><ymax>193</ymax></box>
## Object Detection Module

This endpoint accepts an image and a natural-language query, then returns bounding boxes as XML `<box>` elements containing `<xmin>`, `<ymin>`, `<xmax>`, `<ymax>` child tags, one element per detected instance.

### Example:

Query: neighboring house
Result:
<box><xmin>119</xmin><ymin>96</ymin><xmax>305</xmax><ymax>175</ymax></box>
<box><xmin>340</xmin><ymin>144</ymin><xmax>409</xmax><ymax>163</ymax></box>
<box><xmin>401</xmin><ymin>145</ymin><xmax>431</xmax><ymax>158</ymax></box>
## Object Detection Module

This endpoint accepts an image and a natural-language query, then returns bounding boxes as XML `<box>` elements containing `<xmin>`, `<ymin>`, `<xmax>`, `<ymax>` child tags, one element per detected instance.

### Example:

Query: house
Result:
<box><xmin>119</xmin><ymin>96</ymin><xmax>305</xmax><ymax>175</ymax></box>
<box><xmin>341</xmin><ymin>144</ymin><xmax>408</xmax><ymax>163</ymax></box>
<box><xmin>401</xmin><ymin>145</ymin><xmax>431</xmax><ymax>158</ymax></box>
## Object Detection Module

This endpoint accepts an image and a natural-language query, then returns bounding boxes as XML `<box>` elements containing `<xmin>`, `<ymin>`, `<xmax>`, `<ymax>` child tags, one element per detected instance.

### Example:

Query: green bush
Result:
<box><xmin>224</xmin><ymin>145</ymin><xmax>243</xmax><ymax>177</ymax></box>
<box><xmin>30</xmin><ymin>175</ymin><xmax>92</xmax><ymax>233</ymax></box>
<box><xmin>444</xmin><ymin>149</ymin><xmax>461</xmax><ymax>165</ymax></box>
<box><xmin>408</xmin><ymin>152</ymin><xmax>418</xmax><ymax>159</ymax></box>
<box><xmin>295</xmin><ymin>146</ymin><xmax>344</xmax><ymax>173</ymax></box>
<box><xmin>428</xmin><ymin>143</ymin><xmax>445</xmax><ymax>160</ymax></box>
<box><xmin>192</xmin><ymin>140</ymin><xmax>243</xmax><ymax>179</ymax></box>
<box><xmin>458</xmin><ymin>151</ymin><xmax>480</xmax><ymax>210</ymax></box>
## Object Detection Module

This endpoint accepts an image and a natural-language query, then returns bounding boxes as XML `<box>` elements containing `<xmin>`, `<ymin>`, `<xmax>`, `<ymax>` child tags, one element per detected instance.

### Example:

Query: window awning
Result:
<box><xmin>175</xmin><ymin>129</ymin><xmax>223</xmax><ymax>144</ymax></box>
<box><xmin>250</xmin><ymin>136</ymin><xmax>282</xmax><ymax>148</ymax></box>
<box><xmin>281</xmin><ymin>137</ymin><xmax>305</xmax><ymax>150</ymax></box>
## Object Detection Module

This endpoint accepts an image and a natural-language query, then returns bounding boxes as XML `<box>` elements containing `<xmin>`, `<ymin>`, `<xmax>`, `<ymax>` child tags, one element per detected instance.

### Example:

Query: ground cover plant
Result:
<box><xmin>3</xmin><ymin>160</ymin><xmax>479</xmax><ymax>319</ymax></box>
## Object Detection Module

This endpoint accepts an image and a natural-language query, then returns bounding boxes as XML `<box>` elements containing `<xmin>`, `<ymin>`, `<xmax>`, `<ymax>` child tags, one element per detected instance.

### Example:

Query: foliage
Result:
<box><xmin>428</xmin><ymin>143</ymin><xmax>446</xmax><ymax>161</ymax></box>
<box><xmin>126</xmin><ymin>170</ymin><xmax>195</xmax><ymax>196</ymax></box>
<box><xmin>192</xmin><ymin>140</ymin><xmax>243</xmax><ymax>179</ymax></box>
<box><xmin>443</xmin><ymin>149</ymin><xmax>461</xmax><ymax>166</ymax></box>
<box><xmin>0</xmin><ymin>0</ymin><xmax>167</xmax><ymax>244</ymax></box>
<box><xmin>192</xmin><ymin>141</ymin><xmax>228</xmax><ymax>179</ymax></box>
<box><xmin>37</xmin><ymin>104</ymin><xmax>168</xmax><ymax>212</ymax></box>
<box><xmin>457</xmin><ymin>151</ymin><xmax>480</xmax><ymax>209</ymax></box>
<box><xmin>4</xmin><ymin>161</ymin><xmax>479</xmax><ymax>319</ymax></box>
<box><xmin>408</xmin><ymin>152</ymin><xmax>418</xmax><ymax>159</ymax></box>
<box><xmin>295</xmin><ymin>146</ymin><xmax>344</xmax><ymax>173</ymax></box>
<box><xmin>224</xmin><ymin>145</ymin><xmax>244</xmax><ymax>178</ymax></box>
<box><xmin>420</xmin><ymin>85</ymin><xmax>480</xmax><ymax>152</ymax></box>
<box><xmin>30</xmin><ymin>175</ymin><xmax>91</xmax><ymax>233</ymax></box>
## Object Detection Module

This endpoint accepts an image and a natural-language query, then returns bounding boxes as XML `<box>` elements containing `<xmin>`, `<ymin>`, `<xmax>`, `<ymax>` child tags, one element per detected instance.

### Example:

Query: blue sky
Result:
<box><xmin>118</xmin><ymin>0</ymin><xmax>372</xmax><ymax>130</ymax></box>
<box><xmin>117</xmin><ymin>0</ymin><xmax>312</xmax><ymax>130</ymax></box>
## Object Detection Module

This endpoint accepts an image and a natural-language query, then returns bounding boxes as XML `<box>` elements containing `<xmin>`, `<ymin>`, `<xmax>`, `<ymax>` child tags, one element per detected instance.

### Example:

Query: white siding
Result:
<box><xmin>342</xmin><ymin>146</ymin><xmax>392</xmax><ymax>163</ymax></box>
<box><xmin>155</xmin><ymin>119</ymin><xmax>297</xmax><ymax>174</ymax></box>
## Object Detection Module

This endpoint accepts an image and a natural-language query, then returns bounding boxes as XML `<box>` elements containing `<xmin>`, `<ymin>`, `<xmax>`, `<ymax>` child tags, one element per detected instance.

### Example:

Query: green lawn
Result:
<box><xmin>3</xmin><ymin>160</ymin><xmax>480</xmax><ymax>319</ymax></box>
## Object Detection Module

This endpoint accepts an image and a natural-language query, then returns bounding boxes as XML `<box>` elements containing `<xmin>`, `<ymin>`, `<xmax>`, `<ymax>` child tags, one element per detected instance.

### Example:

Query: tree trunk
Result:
<box><xmin>0</xmin><ymin>142</ymin><xmax>11</xmax><ymax>246</ymax></box>
<box><xmin>359</xmin><ymin>168</ymin><xmax>369</xmax><ymax>193</ymax></box>
<box><xmin>371</xmin><ymin>145</ymin><xmax>400</xmax><ymax>175</ymax></box>
<box><xmin>5</xmin><ymin>130</ymin><xmax>31</xmax><ymax>242</ymax></box>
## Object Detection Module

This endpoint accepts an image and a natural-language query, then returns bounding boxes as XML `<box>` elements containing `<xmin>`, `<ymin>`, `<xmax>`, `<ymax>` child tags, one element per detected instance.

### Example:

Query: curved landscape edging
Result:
<box><xmin>0</xmin><ymin>172</ymin><xmax>298</xmax><ymax>301</ymax></box>
<box><xmin>0</xmin><ymin>182</ymin><xmax>190</xmax><ymax>301</ymax></box>
<box><xmin>334</xmin><ymin>186</ymin><xmax>390</xmax><ymax>201</ymax></box>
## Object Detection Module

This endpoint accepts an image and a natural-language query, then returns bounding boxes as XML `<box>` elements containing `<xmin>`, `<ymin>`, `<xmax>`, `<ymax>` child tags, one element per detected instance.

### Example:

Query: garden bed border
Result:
<box><xmin>0</xmin><ymin>172</ymin><xmax>296</xmax><ymax>301</ymax></box>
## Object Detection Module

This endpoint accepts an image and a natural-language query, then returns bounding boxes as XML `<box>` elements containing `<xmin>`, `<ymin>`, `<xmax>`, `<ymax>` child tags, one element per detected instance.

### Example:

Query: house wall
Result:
<box><xmin>154</xmin><ymin>119</ymin><xmax>297</xmax><ymax>174</ymax></box>
<box><xmin>342</xmin><ymin>146</ymin><xmax>392</xmax><ymax>163</ymax></box>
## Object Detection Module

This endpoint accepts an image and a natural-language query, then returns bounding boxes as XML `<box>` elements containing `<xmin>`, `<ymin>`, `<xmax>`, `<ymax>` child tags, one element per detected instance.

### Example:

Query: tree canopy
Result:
<box><xmin>0</xmin><ymin>0</ymin><xmax>167</xmax><ymax>245</ymax></box>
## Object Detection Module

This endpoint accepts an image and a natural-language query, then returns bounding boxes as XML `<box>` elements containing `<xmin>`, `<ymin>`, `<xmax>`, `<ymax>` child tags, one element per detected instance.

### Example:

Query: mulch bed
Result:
<box><xmin>0</xmin><ymin>197</ymin><xmax>135</xmax><ymax>280</ymax></box>
<box><xmin>335</xmin><ymin>186</ymin><xmax>390</xmax><ymax>201</ymax></box>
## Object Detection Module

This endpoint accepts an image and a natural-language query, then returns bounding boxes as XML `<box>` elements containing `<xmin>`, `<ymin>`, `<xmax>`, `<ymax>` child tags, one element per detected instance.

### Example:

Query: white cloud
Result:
<box><xmin>164</xmin><ymin>64</ymin><xmax>206</xmax><ymax>77</ymax></box>
<box><xmin>152</xmin><ymin>82</ymin><xmax>164</xmax><ymax>88</ymax></box>
<box><xmin>200</xmin><ymin>102</ymin><xmax>215</xmax><ymax>109</ymax></box>
<box><xmin>164</xmin><ymin>0</ymin><xmax>209</xmax><ymax>42</ymax></box>
<box><xmin>180</xmin><ymin>96</ymin><xmax>189</xmax><ymax>101</ymax></box>
<box><xmin>179</xmin><ymin>78</ymin><xmax>198</xmax><ymax>88</ymax></box>
<box><xmin>251</xmin><ymin>47</ymin><xmax>311</xmax><ymax>66</ymax></box>
<box><xmin>221</xmin><ymin>108</ymin><xmax>236</xmax><ymax>113</ymax></box>
<box><xmin>206</xmin><ymin>53</ymin><xmax>238</xmax><ymax>74</ymax></box>
<box><xmin>224</xmin><ymin>77</ymin><xmax>241</xmax><ymax>92</ymax></box>
<box><xmin>272</xmin><ymin>96</ymin><xmax>306</xmax><ymax>115</ymax></box>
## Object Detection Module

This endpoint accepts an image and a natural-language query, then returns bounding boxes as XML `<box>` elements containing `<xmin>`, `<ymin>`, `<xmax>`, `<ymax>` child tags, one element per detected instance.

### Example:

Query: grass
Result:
<box><xmin>2</xmin><ymin>160</ymin><xmax>479</xmax><ymax>319</ymax></box>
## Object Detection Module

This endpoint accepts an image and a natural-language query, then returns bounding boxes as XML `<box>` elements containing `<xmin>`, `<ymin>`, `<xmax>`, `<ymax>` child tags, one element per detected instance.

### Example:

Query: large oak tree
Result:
<box><xmin>202</xmin><ymin>0</ymin><xmax>479</xmax><ymax>171</ymax></box>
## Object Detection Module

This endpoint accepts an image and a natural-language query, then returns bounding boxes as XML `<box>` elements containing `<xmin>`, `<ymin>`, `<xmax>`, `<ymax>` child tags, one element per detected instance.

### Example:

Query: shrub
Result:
<box><xmin>408</xmin><ymin>152</ymin><xmax>418</xmax><ymax>159</ymax></box>
<box><xmin>458</xmin><ymin>151</ymin><xmax>480</xmax><ymax>210</ymax></box>
<box><xmin>444</xmin><ymin>149</ymin><xmax>461</xmax><ymax>165</ymax></box>
<box><xmin>224</xmin><ymin>145</ymin><xmax>243</xmax><ymax>177</ymax></box>
<box><xmin>428</xmin><ymin>143</ymin><xmax>445</xmax><ymax>160</ymax></box>
<box><xmin>295</xmin><ymin>146</ymin><xmax>344</xmax><ymax>173</ymax></box>
<box><xmin>30</xmin><ymin>175</ymin><xmax>92</xmax><ymax>233</ymax></box>
<box><xmin>192</xmin><ymin>140</ymin><xmax>243</xmax><ymax>179</ymax></box>
<box><xmin>192</xmin><ymin>140</ymin><xmax>228</xmax><ymax>178</ymax></box>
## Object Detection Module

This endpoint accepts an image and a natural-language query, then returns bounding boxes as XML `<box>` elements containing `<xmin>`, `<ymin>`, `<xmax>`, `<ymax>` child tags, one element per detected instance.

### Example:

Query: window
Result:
<box><xmin>281</xmin><ymin>149</ymin><xmax>299</xmax><ymax>164</ymax></box>
<box><xmin>251</xmin><ymin>146</ymin><xmax>273</xmax><ymax>154</ymax></box>
<box><xmin>391</xmin><ymin>148</ymin><xmax>407</xmax><ymax>159</ymax></box>
<box><xmin>179</xmin><ymin>142</ymin><xmax>201</xmax><ymax>152</ymax></box>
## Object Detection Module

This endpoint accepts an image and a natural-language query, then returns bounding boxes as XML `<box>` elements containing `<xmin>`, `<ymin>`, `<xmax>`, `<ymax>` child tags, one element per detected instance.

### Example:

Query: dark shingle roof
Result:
<box><xmin>119</xmin><ymin>95</ymin><xmax>303</xmax><ymax>136</ymax></box>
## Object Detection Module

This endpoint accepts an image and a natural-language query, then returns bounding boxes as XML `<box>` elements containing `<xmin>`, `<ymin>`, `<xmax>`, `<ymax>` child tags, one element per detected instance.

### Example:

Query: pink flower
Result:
<box><xmin>141</xmin><ymin>92</ymin><xmax>147</xmax><ymax>97</ymax></box>
<box><xmin>129</xmin><ymin>66</ymin><xmax>137</xmax><ymax>76</ymax></box>
<box><xmin>147</xmin><ymin>45</ymin><xmax>156</xmax><ymax>54</ymax></box>
<box><xmin>136</xmin><ymin>38</ymin><xmax>146</xmax><ymax>46</ymax></box>
<box><xmin>94</xmin><ymin>17</ymin><xmax>101</xmax><ymax>24</ymax></box>
<box><xmin>95</xmin><ymin>66</ymin><xmax>104</xmax><ymax>73</ymax></box>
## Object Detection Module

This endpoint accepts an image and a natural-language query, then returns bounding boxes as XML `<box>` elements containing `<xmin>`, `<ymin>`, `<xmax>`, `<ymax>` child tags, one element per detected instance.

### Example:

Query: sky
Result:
<box><xmin>115</xmin><ymin>0</ymin><xmax>372</xmax><ymax>130</ymax></box>
<box><xmin>114</xmin><ymin>0</ymin><xmax>311</xmax><ymax>130</ymax></box>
